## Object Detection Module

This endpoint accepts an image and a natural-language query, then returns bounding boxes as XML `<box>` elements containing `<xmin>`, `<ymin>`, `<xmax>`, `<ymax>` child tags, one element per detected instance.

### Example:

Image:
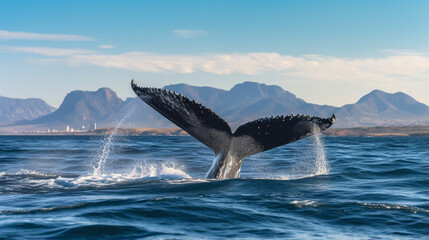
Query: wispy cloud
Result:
<box><xmin>379</xmin><ymin>49</ymin><xmax>427</xmax><ymax>56</ymax></box>
<box><xmin>0</xmin><ymin>30</ymin><xmax>95</xmax><ymax>41</ymax></box>
<box><xmin>6</xmin><ymin>45</ymin><xmax>429</xmax><ymax>83</ymax></box>
<box><xmin>98</xmin><ymin>44</ymin><xmax>115</xmax><ymax>49</ymax></box>
<box><xmin>173</xmin><ymin>29</ymin><xmax>207</xmax><ymax>38</ymax></box>
<box><xmin>60</xmin><ymin>52</ymin><xmax>429</xmax><ymax>83</ymax></box>
<box><xmin>1</xmin><ymin>46</ymin><xmax>95</xmax><ymax>56</ymax></box>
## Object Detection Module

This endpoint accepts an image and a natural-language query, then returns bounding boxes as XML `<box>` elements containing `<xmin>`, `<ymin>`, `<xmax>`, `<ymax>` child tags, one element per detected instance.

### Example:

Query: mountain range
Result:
<box><xmin>1</xmin><ymin>81</ymin><xmax>428</xmax><ymax>132</ymax></box>
<box><xmin>0</xmin><ymin>96</ymin><xmax>56</xmax><ymax>125</ymax></box>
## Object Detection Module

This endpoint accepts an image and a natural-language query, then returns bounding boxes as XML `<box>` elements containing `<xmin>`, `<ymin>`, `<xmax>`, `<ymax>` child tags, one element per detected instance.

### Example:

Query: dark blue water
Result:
<box><xmin>0</xmin><ymin>135</ymin><xmax>427</xmax><ymax>239</ymax></box>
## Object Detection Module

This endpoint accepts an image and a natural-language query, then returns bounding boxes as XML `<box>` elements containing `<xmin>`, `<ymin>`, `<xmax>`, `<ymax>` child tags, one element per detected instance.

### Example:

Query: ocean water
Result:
<box><xmin>0</xmin><ymin>135</ymin><xmax>427</xmax><ymax>239</ymax></box>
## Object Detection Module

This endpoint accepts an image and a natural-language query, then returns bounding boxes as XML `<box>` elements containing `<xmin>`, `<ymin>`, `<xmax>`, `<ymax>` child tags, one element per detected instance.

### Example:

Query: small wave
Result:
<box><xmin>0</xmin><ymin>203</ymin><xmax>88</xmax><ymax>215</ymax></box>
<box><xmin>0</xmin><ymin>169</ymin><xmax>58</xmax><ymax>178</ymax></box>
<box><xmin>0</xmin><ymin>163</ymin><xmax>191</xmax><ymax>192</ymax></box>
<box><xmin>290</xmin><ymin>200</ymin><xmax>321</xmax><ymax>208</ymax></box>
<box><xmin>165</xmin><ymin>178</ymin><xmax>210</xmax><ymax>185</ymax></box>
<box><xmin>250</xmin><ymin>171</ymin><xmax>330</xmax><ymax>181</ymax></box>
<box><xmin>273</xmin><ymin>173</ymin><xmax>322</xmax><ymax>180</ymax></box>
<box><xmin>16</xmin><ymin>169</ymin><xmax>58</xmax><ymax>177</ymax></box>
<box><xmin>361</xmin><ymin>202</ymin><xmax>429</xmax><ymax>213</ymax></box>
<box><xmin>54</xmin><ymin>168</ymin><xmax>190</xmax><ymax>188</ymax></box>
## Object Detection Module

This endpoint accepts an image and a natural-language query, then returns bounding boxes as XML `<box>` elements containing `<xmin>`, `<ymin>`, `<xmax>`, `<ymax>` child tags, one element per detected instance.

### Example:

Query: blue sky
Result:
<box><xmin>1</xmin><ymin>0</ymin><xmax>428</xmax><ymax>107</ymax></box>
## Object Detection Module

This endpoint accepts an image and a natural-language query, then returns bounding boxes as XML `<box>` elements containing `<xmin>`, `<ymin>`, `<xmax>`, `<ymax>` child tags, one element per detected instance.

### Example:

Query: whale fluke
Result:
<box><xmin>233</xmin><ymin>113</ymin><xmax>335</xmax><ymax>159</ymax></box>
<box><xmin>131</xmin><ymin>79</ymin><xmax>232</xmax><ymax>154</ymax></box>
<box><xmin>131</xmin><ymin>79</ymin><xmax>335</xmax><ymax>179</ymax></box>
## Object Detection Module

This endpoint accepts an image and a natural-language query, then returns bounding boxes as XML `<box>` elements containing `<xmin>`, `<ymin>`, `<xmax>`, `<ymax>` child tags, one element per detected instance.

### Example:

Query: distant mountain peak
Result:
<box><xmin>96</xmin><ymin>87</ymin><xmax>115</xmax><ymax>93</ymax></box>
<box><xmin>357</xmin><ymin>89</ymin><xmax>419</xmax><ymax>104</ymax></box>
<box><xmin>369</xmin><ymin>89</ymin><xmax>384</xmax><ymax>93</ymax></box>
<box><xmin>229</xmin><ymin>81</ymin><xmax>292</xmax><ymax>97</ymax></box>
<box><xmin>231</xmin><ymin>81</ymin><xmax>280</xmax><ymax>90</ymax></box>
<box><xmin>235</xmin><ymin>81</ymin><xmax>267</xmax><ymax>87</ymax></box>
<box><xmin>337</xmin><ymin>89</ymin><xmax>429</xmax><ymax>126</ymax></box>
<box><xmin>11</xmin><ymin>87</ymin><xmax>124</xmax><ymax>129</ymax></box>
<box><xmin>0</xmin><ymin>96</ymin><xmax>56</xmax><ymax>125</ymax></box>
<box><xmin>96</xmin><ymin>87</ymin><xmax>119</xmax><ymax>101</ymax></box>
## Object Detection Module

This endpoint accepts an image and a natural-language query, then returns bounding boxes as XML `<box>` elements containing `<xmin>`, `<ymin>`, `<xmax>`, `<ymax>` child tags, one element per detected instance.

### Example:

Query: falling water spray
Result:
<box><xmin>311</xmin><ymin>125</ymin><xmax>330</xmax><ymax>175</ymax></box>
<box><xmin>92</xmin><ymin>100</ymin><xmax>137</xmax><ymax>176</ymax></box>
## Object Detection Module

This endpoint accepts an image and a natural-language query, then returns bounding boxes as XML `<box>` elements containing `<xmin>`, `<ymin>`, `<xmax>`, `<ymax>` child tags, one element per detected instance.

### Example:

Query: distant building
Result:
<box><xmin>66</xmin><ymin>125</ymin><xmax>70</xmax><ymax>132</ymax></box>
<box><xmin>91</xmin><ymin>123</ymin><xmax>97</xmax><ymax>130</ymax></box>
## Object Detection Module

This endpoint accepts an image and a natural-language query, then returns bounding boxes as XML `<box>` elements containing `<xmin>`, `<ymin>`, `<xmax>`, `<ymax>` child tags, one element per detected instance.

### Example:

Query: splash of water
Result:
<box><xmin>92</xmin><ymin>102</ymin><xmax>136</xmax><ymax>176</ymax></box>
<box><xmin>129</xmin><ymin>162</ymin><xmax>190</xmax><ymax>179</ymax></box>
<box><xmin>57</xmin><ymin>162</ymin><xmax>190</xmax><ymax>188</ymax></box>
<box><xmin>311</xmin><ymin>126</ymin><xmax>330</xmax><ymax>175</ymax></box>
<box><xmin>271</xmin><ymin>125</ymin><xmax>330</xmax><ymax>180</ymax></box>
<box><xmin>90</xmin><ymin>99</ymin><xmax>191</xmax><ymax>181</ymax></box>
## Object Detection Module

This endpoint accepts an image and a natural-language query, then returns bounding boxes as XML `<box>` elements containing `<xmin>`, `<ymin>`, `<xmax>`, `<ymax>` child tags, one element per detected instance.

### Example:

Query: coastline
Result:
<box><xmin>1</xmin><ymin>125</ymin><xmax>428</xmax><ymax>137</ymax></box>
<box><xmin>324</xmin><ymin>125</ymin><xmax>429</xmax><ymax>137</ymax></box>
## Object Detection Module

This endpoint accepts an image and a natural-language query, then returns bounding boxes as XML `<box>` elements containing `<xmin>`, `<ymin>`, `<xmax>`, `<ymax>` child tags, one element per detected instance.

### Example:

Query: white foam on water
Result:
<box><xmin>362</xmin><ymin>202</ymin><xmax>429</xmax><ymax>213</ymax></box>
<box><xmin>290</xmin><ymin>200</ymin><xmax>321</xmax><ymax>208</ymax></box>
<box><xmin>274</xmin><ymin>174</ymin><xmax>318</xmax><ymax>181</ymax></box>
<box><xmin>53</xmin><ymin>162</ymin><xmax>191</xmax><ymax>188</ymax></box>
<box><xmin>0</xmin><ymin>169</ymin><xmax>58</xmax><ymax>178</ymax></box>
<box><xmin>5</xmin><ymin>161</ymin><xmax>191</xmax><ymax>190</ymax></box>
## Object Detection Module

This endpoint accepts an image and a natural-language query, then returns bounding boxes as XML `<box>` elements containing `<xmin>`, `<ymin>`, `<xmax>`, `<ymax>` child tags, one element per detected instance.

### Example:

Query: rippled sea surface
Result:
<box><xmin>0</xmin><ymin>135</ymin><xmax>427</xmax><ymax>239</ymax></box>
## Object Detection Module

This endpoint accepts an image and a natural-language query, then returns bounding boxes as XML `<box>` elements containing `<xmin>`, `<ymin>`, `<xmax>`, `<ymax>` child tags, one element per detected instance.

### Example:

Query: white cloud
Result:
<box><xmin>5</xmin><ymin>45</ymin><xmax>429</xmax><ymax>85</ymax></box>
<box><xmin>98</xmin><ymin>44</ymin><xmax>115</xmax><ymax>49</ymax></box>
<box><xmin>0</xmin><ymin>30</ymin><xmax>95</xmax><ymax>41</ymax></box>
<box><xmin>1</xmin><ymin>46</ymin><xmax>95</xmax><ymax>56</ymax></box>
<box><xmin>173</xmin><ymin>29</ymin><xmax>207</xmax><ymax>38</ymax></box>
<box><xmin>4</xmin><ymin>47</ymin><xmax>429</xmax><ymax>105</ymax></box>
<box><xmin>62</xmin><ymin>52</ymin><xmax>429</xmax><ymax>84</ymax></box>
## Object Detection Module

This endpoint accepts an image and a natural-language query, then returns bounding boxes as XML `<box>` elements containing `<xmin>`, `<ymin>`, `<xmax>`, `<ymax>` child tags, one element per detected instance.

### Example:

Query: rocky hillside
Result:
<box><xmin>0</xmin><ymin>96</ymin><xmax>56</xmax><ymax>125</ymax></box>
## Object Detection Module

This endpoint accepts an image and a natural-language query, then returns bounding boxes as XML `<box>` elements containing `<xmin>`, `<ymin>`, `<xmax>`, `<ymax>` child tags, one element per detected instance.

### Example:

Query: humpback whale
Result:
<box><xmin>131</xmin><ymin>80</ymin><xmax>335</xmax><ymax>179</ymax></box>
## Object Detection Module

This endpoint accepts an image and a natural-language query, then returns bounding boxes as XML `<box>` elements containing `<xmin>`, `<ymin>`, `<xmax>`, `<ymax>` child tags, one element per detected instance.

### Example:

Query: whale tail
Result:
<box><xmin>131</xmin><ymin>80</ymin><xmax>335</xmax><ymax>179</ymax></box>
